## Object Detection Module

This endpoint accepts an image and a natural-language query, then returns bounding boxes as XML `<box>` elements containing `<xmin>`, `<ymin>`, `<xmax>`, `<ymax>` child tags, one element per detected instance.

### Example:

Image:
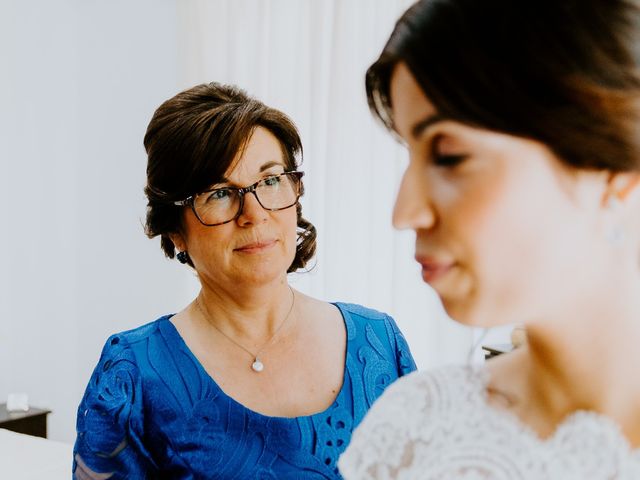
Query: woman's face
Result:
<box><xmin>389</xmin><ymin>62</ymin><xmax>609</xmax><ymax>327</ymax></box>
<box><xmin>175</xmin><ymin>126</ymin><xmax>299</xmax><ymax>291</ymax></box>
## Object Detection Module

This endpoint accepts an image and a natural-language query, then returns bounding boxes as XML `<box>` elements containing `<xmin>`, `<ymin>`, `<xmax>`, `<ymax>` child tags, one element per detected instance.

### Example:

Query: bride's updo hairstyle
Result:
<box><xmin>366</xmin><ymin>0</ymin><xmax>640</xmax><ymax>173</ymax></box>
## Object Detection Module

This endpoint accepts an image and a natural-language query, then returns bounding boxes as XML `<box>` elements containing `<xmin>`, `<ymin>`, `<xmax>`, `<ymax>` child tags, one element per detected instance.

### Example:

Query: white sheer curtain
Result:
<box><xmin>1</xmin><ymin>0</ymin><xmax>496</xmax><ymax>444</ymax></box>
<box><xmin>175</xmin><ymin>0</ymin><xmax>475</xmax><ymax>369</ymax></box>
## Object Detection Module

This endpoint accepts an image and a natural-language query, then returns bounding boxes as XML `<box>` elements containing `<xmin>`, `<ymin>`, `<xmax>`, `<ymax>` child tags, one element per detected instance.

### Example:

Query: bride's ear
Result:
<box><xmin>601</xmin><ymin>171</ymin><xmax>640</xmax><ymax>207</ymax></box>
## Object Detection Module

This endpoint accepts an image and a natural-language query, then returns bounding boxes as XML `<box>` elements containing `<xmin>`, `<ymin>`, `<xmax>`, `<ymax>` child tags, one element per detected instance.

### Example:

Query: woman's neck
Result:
<box><xmin>522</xmin><ymin>280</ymin><xmax>640</xmax><ymax>427</ymax></box>
<box><xmin>195</xmin><ymin>277</ymin><xmax>295</xmax><ymax>343</ymax></box>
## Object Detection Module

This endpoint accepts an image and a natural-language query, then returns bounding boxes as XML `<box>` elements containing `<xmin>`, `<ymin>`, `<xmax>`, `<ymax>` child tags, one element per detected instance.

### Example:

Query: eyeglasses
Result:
<box><xmin>174</xmin><ymin>171</ymin><xmax>304</xmax><ymax>226</ymax></box>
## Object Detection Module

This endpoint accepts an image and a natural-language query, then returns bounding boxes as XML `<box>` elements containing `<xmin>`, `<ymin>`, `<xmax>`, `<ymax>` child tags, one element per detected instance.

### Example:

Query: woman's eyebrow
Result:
<box><xmin>259</xmin><ymin>160</ymin><xmax>286</xmax><ymax>172</ymax></box>
<box><xmin>217</xmin><ymin>161</ymin><xmax>285</xmax><ymax>184</ymax></box>
<box><xmin>411</xmin><ymin>114</ymin><xmax>447</xmax><ymax>140</ymax></box>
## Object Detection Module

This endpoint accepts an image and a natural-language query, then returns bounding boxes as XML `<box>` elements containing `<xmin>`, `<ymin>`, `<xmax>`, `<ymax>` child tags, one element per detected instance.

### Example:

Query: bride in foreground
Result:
<box><xmin>339</xmin><ymin>0</ymin><xmax>640</xmax><ymax>478</ymax></box>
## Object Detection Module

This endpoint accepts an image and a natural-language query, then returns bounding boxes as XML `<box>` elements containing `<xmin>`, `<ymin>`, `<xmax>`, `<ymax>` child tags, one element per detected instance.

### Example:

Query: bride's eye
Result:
<box><xmin>431</xmin><ymin>134</ymin><xmax>468</xmax><ymax>168</ymax></box>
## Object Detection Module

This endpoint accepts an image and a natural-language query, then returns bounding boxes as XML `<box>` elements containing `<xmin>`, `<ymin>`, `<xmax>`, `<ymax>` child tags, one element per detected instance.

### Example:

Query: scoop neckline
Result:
<box><xmin>160</xmin><ymin>302</ymin><xmax>351</xmax><ymax>422</ymax></box>
<box><xmin>466</xmin><ymin>364</ymin><xmax>640</xmax><ymax>456</ymax></box>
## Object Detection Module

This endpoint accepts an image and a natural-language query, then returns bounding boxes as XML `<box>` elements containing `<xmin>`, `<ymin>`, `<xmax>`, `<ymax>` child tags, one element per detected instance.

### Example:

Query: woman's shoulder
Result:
<box><xmin>332</xmin><ymin>301</ymin><xmax>417</xmax><ymax>375</ymax></box>
<box><xmin>333</xmin><ymin>302</ymin><xmax>391</xmax><ymax>321</ymax></box>
<box><xmin>85</xmin><ymin>316</ymin><xmax>174</xmax><ymax>386</ymax></box>
<box><xmin>332</xmin><ymin>302</ymin><xmax>400</xmax><ymax>341</ymax></box>
<box><xmin>105</xmin><ymin>314</ymin><xmax>174</xmax><ymax>347</ymax></box>
<box><xmin>87</xmin><ymin>315</ymin><xmax>178</xmax><ymax>387</ymax></box>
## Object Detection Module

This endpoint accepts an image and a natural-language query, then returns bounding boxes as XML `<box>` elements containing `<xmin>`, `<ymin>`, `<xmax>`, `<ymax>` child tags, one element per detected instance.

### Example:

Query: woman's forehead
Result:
<box><xmin>221</xmin><ymin>127</ymin><xmax>286</xmax><ymax>179</ymax></box>
<box><xmin>390</xmin><ymin>63</ymin><xmax>438</xmax><ymax>142</ymax></box>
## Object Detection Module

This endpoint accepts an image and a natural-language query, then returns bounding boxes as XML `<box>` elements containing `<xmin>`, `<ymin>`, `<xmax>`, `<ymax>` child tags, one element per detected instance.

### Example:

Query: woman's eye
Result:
<box><xmin>263</xmin><ymin>175</ymin><xmax>282</xmax><ymax>187</ymax></box>
<box><xmin>432</xmin><ymin>153</ymin><xmax>468</xmax><ymax>167</ymax></box>
<box><xmin>430</xmin><ymin>135</ymin><xmax>468</xmax><ymax>168</ymax></box>
<box><xmin>207</xmin><ymin>189</ymin><xmax>231</xmax><ymax>201</ymax></box>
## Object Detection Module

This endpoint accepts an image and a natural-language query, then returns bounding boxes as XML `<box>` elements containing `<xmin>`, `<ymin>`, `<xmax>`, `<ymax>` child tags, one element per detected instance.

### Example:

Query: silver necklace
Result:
<box><xmin>195</xmin><ymin>286</ymin><xmax>295</xmax><ymax>373</ymax></box>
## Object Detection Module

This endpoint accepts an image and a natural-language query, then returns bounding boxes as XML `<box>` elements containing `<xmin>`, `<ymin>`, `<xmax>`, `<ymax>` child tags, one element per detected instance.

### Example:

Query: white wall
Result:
<box><xmin>0</xmin><ymin>0</ymin><xmax>191</xmax><ymax>443</ymax></box>
<box><xmin>1</xmin><ymin>0</ymin><xmax>507</xmax><ymax>444</ymax></box>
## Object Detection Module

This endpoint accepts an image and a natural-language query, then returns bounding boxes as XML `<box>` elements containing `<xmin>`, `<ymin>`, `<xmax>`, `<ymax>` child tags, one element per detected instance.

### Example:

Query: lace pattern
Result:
<box><xmin>339</xmin><ymin>365</ymin><xmax>640</xmax><ymax>480</ymax></box>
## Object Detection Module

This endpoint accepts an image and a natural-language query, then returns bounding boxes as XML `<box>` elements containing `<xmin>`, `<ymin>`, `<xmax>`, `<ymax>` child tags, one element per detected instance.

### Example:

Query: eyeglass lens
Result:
<box><xmin>193</xmin><ymin>172</ymin><xmax>300</xmax><ymax>225</ymax></box>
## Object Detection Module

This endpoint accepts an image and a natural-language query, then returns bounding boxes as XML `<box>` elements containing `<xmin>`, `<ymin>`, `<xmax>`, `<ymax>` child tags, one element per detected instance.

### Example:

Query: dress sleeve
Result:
<box><xmin>385</xmin><ymin>315</ymin><xmax>417</xmax><ymax>376</ymax></box>
<box><xmin>73</xmin><ymin>334</ymin><xmax>156</xmax><ymax>479</ymax></box>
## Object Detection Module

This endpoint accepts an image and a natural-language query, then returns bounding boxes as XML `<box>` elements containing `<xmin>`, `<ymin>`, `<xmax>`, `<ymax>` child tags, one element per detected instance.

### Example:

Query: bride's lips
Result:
<box><xmin>415</xmin><ymin>255</ymin><xmax>455</xmax><ymax>283</ymax></box>
<box><xmin>234</xmin><ymin>239</ymin><xmax>278</xmax><ymax>254</ymax></box>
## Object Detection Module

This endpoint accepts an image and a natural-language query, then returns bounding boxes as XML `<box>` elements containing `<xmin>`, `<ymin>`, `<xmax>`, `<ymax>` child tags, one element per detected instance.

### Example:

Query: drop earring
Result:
<box><xmin>605</xmin><ymin>195</ymin><xmax>625</xmax><ymax>246</ymax></box>
<box><xmin>177</xmin><ymin>251</ymin><xmax>189</xmax><ymax>264</ymax></box>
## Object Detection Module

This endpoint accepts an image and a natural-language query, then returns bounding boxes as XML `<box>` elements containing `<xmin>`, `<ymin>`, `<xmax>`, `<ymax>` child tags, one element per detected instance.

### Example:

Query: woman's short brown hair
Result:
<box><xmin>143</xmin><ymin>82</ymin><xmax>316</xmax><ymax>272</ymax></box>
<box><xmin>366</xmin><ymin>0</ymin><xmax>640</xmax><ymax>173</ymax></box>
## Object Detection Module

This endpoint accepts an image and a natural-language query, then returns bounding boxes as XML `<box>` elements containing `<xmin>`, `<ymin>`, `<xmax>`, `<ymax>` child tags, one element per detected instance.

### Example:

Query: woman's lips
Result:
<box><xmin>234</xmin><ymin>239</ymin><xmax>277</xmax><ymax>254</ymax></box>
<box><xmin>415</xmin><ymin>255</ymin><xmax>455</xmax><ymax>283</ymax></box>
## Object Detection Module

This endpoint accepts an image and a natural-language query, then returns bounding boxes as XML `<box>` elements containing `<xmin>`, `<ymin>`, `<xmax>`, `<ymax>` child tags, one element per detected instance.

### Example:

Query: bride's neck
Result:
<box><xmin>522</xmin><ymin>288</ymin><xmax>640</xmax><ymax>423</ymax></box>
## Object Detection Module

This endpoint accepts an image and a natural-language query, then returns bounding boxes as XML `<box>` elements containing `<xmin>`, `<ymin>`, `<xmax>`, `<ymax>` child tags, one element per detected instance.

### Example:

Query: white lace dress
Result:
<box><xmin>338</xmin><ymin>365</ymin><xmax>640</xmax><ymax>479</ymax></box>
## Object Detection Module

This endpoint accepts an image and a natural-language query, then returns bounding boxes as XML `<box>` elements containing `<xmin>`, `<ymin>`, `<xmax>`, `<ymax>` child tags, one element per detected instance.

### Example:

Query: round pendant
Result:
<box><xmin>251</xmin><ymin>359</ymin><xmax>264</xmax><ymax>372</ymax></box>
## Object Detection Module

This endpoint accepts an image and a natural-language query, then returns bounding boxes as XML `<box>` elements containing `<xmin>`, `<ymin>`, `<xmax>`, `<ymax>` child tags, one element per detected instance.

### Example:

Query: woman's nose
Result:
<box><xmin>392</xmin><ymin>167</ymin><xmax>436</xmax><ymax>231</ymax></box>
<box><xmin>236</xmin><ymin>191</ymin><xmax>268</xmax><ymax>225</ymax></box>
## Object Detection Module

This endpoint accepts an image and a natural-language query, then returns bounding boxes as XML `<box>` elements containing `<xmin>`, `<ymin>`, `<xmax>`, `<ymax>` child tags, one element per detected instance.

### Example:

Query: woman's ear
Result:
<box><xmin>601</xmin><ymin>172</ymin><xmax>640</xmax><ymax>247</ymax></box>
<box><xmin>602</xmin><ymin>171</ymin><xmax>640</xmax><ymax>207</ymax></box>
<box><xmin>169</xmin><ymin>232</ymin><xmax>187</xmax><ymax>253</ymax></box>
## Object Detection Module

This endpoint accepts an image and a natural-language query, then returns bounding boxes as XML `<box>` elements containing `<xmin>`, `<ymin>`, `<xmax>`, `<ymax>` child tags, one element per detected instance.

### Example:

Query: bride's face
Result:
<box><xmin>388</xmin><ymin>62</ymin><xmax>611</xmax><ymax>327</ymax></box>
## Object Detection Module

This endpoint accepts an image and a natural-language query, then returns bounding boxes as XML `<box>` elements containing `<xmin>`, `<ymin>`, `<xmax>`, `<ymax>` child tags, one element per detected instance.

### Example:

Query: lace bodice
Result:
<box><xmin>338</xmin><ymin>365</ymin><xmax>640</xmax><ymax>479</ymax></box>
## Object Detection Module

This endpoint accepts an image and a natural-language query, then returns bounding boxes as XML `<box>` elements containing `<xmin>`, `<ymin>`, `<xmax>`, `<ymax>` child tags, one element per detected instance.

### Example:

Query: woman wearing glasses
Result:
<box><xmin>72</xmin><ymin>82</ymin><xmax>415</xmax><ymax>479</ymax></box>
<box><xmin>339</xmin><ymin>0</ymin><xmax>640</xmax><ymax>478</ymax></box>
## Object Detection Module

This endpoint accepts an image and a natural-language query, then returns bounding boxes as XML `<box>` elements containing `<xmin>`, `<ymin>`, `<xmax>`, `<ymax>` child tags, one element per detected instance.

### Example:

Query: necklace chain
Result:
<box><xmin>194</xmin><ymin>286</ymin><xmax>295</xmax><ymax>372</ymax></box>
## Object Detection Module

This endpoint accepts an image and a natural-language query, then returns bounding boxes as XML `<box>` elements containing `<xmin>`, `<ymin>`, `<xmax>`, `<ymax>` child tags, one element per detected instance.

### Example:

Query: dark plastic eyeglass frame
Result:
<box><xmin>173</xmin><ymin>171</ymin><xmax>304</xmax><ymax>226</ymax></box>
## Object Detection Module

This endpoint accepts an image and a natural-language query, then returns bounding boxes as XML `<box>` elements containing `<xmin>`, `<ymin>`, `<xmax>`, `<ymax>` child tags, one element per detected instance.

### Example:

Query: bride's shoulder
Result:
<box><xmin>339</xmin><ymin>364</ymin><xmax>488</xmax><ymax>478</ymax></box>
<box><xmin>374</xmin><ymin>364</ymin><xmax>486</xmax><ymax>407</ymax></box>
<box><xmin>351</xmin><ymin>364</ymin><xmax>488</xmax><ymax>434</ymax></box>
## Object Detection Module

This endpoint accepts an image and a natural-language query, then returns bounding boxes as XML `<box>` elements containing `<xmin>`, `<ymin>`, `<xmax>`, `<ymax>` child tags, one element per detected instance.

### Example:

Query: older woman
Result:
<box><xmin>73</xmin><ymin>82</ymin><xmax>415</xmax><ymax>479</ymax></box>
<box><xmin>339</xmin><ymin>0</ymin><xmax>640</xmax><ymax>478</ymax></box>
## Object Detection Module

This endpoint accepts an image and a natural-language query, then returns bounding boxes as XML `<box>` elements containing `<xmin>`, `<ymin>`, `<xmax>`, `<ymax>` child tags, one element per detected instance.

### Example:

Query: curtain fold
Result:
<box><xmin>176</xmin><ymin>0</ymin><xmax>476</xmax><ymax>369</ymax></box>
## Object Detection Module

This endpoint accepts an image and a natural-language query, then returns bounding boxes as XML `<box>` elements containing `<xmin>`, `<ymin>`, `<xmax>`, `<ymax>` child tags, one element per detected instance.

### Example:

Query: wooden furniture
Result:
<box><xmin>0</xmin><ymin>403</ymin><xmax>51</xmax><ymax>438</ymax></box>
<box><xmin>482</xmin><ymin>343</ymin><xmax>514</xmax><ymax>360</ymax></box>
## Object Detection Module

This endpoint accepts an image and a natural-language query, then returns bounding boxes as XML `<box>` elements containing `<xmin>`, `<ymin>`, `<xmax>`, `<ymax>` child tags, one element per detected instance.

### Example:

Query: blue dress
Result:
<box><xmin>73</xmin><ymin>303</ymin><xmax>416</xmax><ymax>479</ymax></box>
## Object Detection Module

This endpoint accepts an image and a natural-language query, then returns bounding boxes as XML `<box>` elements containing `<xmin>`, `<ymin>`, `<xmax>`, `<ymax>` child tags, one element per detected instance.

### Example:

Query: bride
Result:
<box><xmin>339</xmin><ymin>0</ymin><xmax>640</xmax><ymax>478</ymax></box>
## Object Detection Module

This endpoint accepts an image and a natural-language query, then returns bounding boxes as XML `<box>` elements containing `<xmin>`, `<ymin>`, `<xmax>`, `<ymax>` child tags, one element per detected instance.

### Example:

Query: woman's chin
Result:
<box><xmin>442</xmin><ymin>303</ymin><xmax>470</xmax><ymax>326</ymax></box>
<box><xmin>234</xmin><ymin>264</ymin><xmax>289</xmax><ymax>287</ymax></box>
<box><xmin>442</xmin><ymin>299</ymin><xmax>485</xmax><ymax>327</ymax></box>
<box><xmin>443</xmin><ymin>300</ymin><xmax>512</xmax><ymax>329</ymax></box>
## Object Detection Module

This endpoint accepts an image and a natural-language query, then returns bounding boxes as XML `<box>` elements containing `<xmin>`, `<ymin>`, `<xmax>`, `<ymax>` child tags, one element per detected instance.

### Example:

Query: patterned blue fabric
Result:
<box><xmin>73</xmin><ymin>303</ymin><xmax>416</xmax><ymax>479</ymax></box>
